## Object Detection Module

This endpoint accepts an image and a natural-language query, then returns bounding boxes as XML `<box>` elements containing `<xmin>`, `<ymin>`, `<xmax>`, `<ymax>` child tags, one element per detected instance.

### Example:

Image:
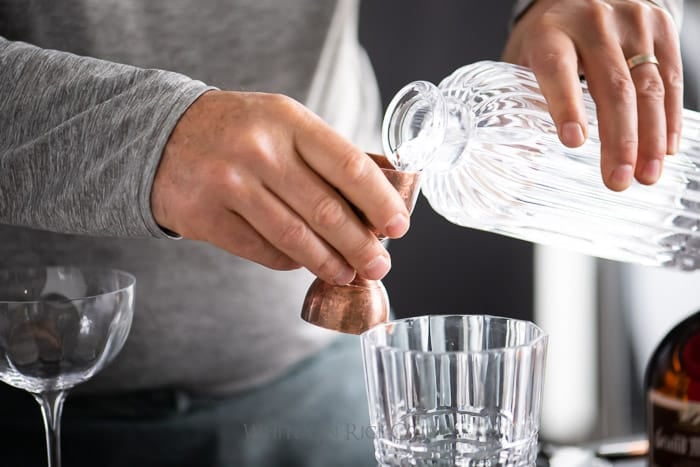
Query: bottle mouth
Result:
<box><xmin>382</xmin><ymin>81</ymin><xmax>446</xmax><ymax>172</ymax></box>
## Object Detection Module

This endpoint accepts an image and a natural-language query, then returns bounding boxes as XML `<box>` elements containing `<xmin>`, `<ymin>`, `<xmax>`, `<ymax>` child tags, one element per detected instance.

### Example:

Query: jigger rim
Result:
<box><xmin>366</xmin><ymin>152</ymin><xmax>421</xmax><ymax>175</ymax></box>
<box><xmin>361</xmin><ymin>314</ymin><xmax>548</xmax><ymax>355</ymax></box>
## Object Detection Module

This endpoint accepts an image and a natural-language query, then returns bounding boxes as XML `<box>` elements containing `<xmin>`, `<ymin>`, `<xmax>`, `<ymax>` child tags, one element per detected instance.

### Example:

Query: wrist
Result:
<box><xmin>152</xmin><ymin>89</ymin><xmax>223</xmax><ymax>236</ymax></box>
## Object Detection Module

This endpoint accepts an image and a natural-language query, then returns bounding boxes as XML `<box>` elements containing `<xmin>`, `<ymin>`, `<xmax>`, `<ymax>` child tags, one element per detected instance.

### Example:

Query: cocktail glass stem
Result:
<box><xmin>33</xmin><ymin>390</ymin><xmax>67</xmax><ymax>467</ymax></box>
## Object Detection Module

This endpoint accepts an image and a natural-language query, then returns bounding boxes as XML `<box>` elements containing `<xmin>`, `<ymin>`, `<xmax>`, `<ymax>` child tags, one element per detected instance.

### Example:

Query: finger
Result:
<box><xmin>263</xmin><ymin>157</ymin><xmax>395</xmax><ymax>282</ymax></box>
<box><xmin>206</xmin><ymin>209</ymin><xmax>301</xmax><ymax>271</ymax></box>
<box><xmin>628</xmin><ymin>54</ymin><xmax>666</xmax><ymax>183</ymax></box>
<box><xmin>651</xmin><ymin>7</ymin><xmax>684</xmax><ymax>154</ymax></box>
<box><xmin>578</xmin><ymin>37</ymin><xmax>638</xmax><ymax>191</ymax></box>
<box><xmin>230</xmin><ymin>175</ymin><xmax>390</xmax><ymax>284</ymax></box>
<box><xmin>525</xmin><ymin>27</ymin><xmax>588</xmax><ymax>148</ymax></box>
<box><xmin>293</xmin><ymin>114</ymin><xmax>410</xmax><ymax>239</ymax></box>
<box><xmin>616</xmin><ymin>1</ymin><xmax>667</xmax><ymax>184</ymax></box>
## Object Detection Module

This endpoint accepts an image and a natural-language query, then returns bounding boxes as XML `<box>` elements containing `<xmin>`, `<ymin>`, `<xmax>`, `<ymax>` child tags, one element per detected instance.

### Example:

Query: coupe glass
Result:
<box><xmin>361</xmin><ymin>315</ymin><xmax>548</xmax><ymax>466</ymax></box>
<box><xmin>0</xmin><ymin>266</ymin><xmax>135</xmax><ymax>467</ymax></box>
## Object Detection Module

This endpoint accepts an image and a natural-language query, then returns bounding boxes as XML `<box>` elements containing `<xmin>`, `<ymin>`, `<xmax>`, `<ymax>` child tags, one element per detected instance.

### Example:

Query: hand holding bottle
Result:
<box><xmin>503</xmin><ymin>0</ymin><xmax>683</xmax><ymax>192</ymax></box>
<box><xmin>151</xmin><ymin>90</ymin><xmax>411</xmax><ymax>284</ymax></box>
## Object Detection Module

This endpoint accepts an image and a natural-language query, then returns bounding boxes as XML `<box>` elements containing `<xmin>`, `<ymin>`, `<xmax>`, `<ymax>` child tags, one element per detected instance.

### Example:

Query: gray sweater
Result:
<box><xmin>0</xmin><ymin>0</ymin><xmax>383</xmax><ymax>395</ymax></box>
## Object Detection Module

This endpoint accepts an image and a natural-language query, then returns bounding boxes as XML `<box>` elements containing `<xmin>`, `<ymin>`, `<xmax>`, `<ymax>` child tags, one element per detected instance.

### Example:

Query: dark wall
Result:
<box><xmin>358</xmin><ymin>1</ymin><xmax>534</xmax><ymax>322</ymax></box>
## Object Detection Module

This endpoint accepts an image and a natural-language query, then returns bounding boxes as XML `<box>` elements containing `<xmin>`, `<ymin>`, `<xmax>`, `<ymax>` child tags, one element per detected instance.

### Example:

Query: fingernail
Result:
<box><xmin>610</xmin><ymin>164</ymin><xmax>634</xmax><ymax>190</ymax></box>
<box><xmin>642</xmin><ymin>159</ymin><xmax>662</xmax><ymax>183</ymax></box>
<box><xmin>561</xmin><ymin>122</ymin><xmax>585</xmax><ymax>147</ymax></box>
<box><xmin>669</xmin><ymin>132</ymin><xmax>680</xmax><ymax>154</ymax></box>
<box><xmin>333</xmin><ymin>266</ymin><xmax>356</xmax><ymax>286</ymax></box>
<box><xmin>364</xmin><ymin>255</ymin><xmax>391</xmax><ymax>280</ymax></box>
<box><xmin>385</xmin><ymin>213</ymin><xmax>409</xmax><ymax>238</ymax></box>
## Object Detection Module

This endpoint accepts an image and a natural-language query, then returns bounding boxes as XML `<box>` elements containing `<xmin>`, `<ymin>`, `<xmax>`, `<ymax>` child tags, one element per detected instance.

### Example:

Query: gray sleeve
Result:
<box><xmin>0</xmin><ymin>37</ymin><xmax>215</xmax><ymax>238</ymax></box>
<box><xmin>510</xmin><ymin>0</ymin><xmax>684</xmax><ymax>30</ymax></box>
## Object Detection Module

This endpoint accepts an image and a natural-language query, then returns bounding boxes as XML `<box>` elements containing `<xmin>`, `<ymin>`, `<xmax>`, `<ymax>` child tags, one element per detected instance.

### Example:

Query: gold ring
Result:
<box><xmin>626</xmin><ymin>53</ymin><xmax>660</xmax><ymax>70</ymax></box>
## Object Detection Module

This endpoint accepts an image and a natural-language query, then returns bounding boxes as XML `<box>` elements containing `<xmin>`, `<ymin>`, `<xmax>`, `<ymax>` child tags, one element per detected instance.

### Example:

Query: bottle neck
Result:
<box><xmin>382</xmin><ymin>80</ymin><xmax>448</xmax><ymax>173</ymax></box>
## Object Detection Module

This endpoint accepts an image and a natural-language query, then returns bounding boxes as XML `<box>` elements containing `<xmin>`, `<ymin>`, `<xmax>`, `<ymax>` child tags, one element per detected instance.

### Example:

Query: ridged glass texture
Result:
<box><xmin>383</xmin><ymin>61</ymin><xmax>700</xmax><ymax>270</ymax></box>
<box><xmin>361</xmin><ymin>315</ymin><xmax>548</xmax><ymax>467</ymax></box>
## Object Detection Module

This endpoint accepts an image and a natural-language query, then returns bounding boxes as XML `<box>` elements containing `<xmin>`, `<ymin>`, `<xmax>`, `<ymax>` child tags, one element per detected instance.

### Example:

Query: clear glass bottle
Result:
<box><xmin>382</xmin><ymin>60</ymin><xmax>700</xmax><ymax>270</ymax></box>
<box><xmin>645</xmin><ymin>309</ymin><xmax>700</xmax><ymax>465</ymax></box>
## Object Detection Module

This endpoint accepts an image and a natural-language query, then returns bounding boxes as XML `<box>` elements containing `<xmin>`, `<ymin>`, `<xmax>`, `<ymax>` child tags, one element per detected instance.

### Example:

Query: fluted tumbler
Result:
<box><xmin>361</xmin><ymin>315</ymin><xmax>548</xmax><ymax>467</ymax></box>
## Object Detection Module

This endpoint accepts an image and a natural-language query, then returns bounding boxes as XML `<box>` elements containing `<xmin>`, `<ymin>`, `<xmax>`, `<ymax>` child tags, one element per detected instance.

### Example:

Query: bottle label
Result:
<box><xmin>649</xmin><ymin>389</ymin><xmax>700</xmax><ymax>466</ymax></box>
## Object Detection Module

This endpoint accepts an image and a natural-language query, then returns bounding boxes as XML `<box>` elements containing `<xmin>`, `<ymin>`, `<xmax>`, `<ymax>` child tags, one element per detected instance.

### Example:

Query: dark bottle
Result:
<box><xmin>645</xmin><ymin>309</ymin><xmax>700</xmax><ymax>466</ymax></box>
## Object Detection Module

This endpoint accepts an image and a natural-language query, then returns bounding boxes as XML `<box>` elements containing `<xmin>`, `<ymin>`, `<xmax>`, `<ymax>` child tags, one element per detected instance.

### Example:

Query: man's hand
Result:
<box><xmin>503</xmin><ymin>0</ymin><xmax>683</xmax><ymax>191</ymax></box>
<box><xmin>151</xmin><ymin>90</ymin><xmax>410</xmax><ymax>284</ymax></box>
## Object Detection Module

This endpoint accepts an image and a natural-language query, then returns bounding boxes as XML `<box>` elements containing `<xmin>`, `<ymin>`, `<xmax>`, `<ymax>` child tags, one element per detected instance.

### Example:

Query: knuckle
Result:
<box><xmin>584</xmin><ymin>0</ymin><xmax>614</xmax><ymax>29</ymax></box>
<box><xmin>272</xmin><ymin>93</ymin><xmax>307</xmax><ymax>121</ymax></box>
<box><xmin>349</xmin><ymin>235</ymin><xmax>380</xmax><ymax>264</ymax></box>
<box><xmin>606</xmin><ymin>71</ymin><xmax>637</xmax><ymax>104</ymax></box>
<box><xmin>636</xmin><ymin>76</ymin><xmax>665</xmax><ymax>101</ymax></box>
<box><xmin>221</xmin><ymin>166</ymin><xmax>251</xmax><ymax>200</ymax></box>
<box><xmin>664</xmin><ymin>67</ymin><xmax>684</xmax><ymax>94</ymax></box>
<box><xmin>240</xmin><ymin>128</ymin><xmax>280</xmax><ymax>169</ymax></box>
<box><xmin>234</xmin><ymin>146</ymin><xmax>290</xmax><ymax>186</ymax></box>
<box><xmin>315</xmin><ymin>256</ymin><xmax>335</xmax><ymax>276</ymax></box>
<box><xmin>254</xmin><ymin>147</ymin><xmax>282</xmax><ymax>173</ymax></box>
<box><xmin>622</xmin><ymin>0</ymin><xmax>652</xmax><ymax>26</ymax></box>
<box><xmin>338</xmin><ymin>150</ymin><xmax>371</xmax><ymax>186</ymax></box>
<box><xmin>653</xmin><ymin>5</ymin><xmax>677</xmax><ymax>36</ymax></box>
<box><xmin>530</xmin><ymin>50</ymin><xmax>569</xmax><ymax>75</ymax></box>
<box><xmin>313</xmin><ymin>196</ymin><xmax>346</xmax><ymax>231</ymax></box>
<box><xmin>314</xmin><ymin>255</ymin><xmax>344</xmax><ymax>281</ymax></box>
<box><xmin>276</xmin><ymin>220</ymin><xmax>309</xmax><ymax>250</ymax></box>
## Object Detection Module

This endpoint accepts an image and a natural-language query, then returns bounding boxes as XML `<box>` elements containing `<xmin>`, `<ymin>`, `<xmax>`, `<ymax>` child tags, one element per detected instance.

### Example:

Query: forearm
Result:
<box><xmin>0</xmin><ymin>37</ymin><xmax>213</xmax><ymax>237</ymax></box>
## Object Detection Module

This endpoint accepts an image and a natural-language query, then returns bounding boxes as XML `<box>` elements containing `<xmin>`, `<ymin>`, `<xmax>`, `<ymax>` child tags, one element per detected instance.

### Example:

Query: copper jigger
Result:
<box><xmin>300</xmin><ymin>153</ymin><xmax>421</xmax><ymax>335</ymax></box>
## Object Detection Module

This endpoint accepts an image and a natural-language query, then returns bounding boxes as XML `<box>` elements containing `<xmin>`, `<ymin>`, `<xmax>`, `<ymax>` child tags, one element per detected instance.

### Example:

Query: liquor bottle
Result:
<box><xmin>381</xmin><ymin>60</ymin><xmax>700</xmax><ymax>270</ymax></box>
<box><xmin>645</xmin><ymin>310</ymin><xmax>700</xmax><ymax>466</ymax></box>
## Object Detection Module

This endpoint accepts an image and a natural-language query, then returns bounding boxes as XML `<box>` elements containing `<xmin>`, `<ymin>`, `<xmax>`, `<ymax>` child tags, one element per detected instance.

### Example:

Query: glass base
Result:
<box><xmin>374</xmin><ymin>436</ymin><xmax>539</xmax><ymax>467</ymax></box>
